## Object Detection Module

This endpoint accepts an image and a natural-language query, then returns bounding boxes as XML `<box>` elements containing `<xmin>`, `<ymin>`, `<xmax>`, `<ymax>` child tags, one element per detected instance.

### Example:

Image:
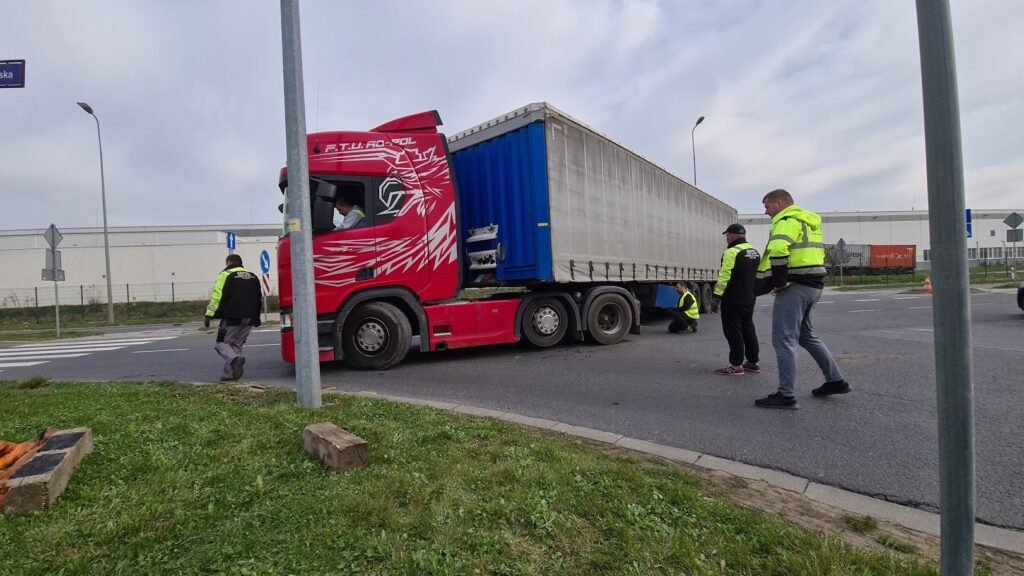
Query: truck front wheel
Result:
<box><xmin>341</xmin><ymin>302</ymin><xmax>411</xmax><ymax>370</ymax></box>
<box><xmin>522</xmin><ymin>298</ymin><xmax>568</xmax><ymax>348</ymax></box>
<box><xmin>586</xmin><ymin>293</ymin><xmax>633</xmax><ymax>345</ymax></box>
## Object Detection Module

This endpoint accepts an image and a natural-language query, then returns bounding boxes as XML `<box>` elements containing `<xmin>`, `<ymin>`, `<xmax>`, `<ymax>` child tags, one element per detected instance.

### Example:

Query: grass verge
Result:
<box><xmin>0</xmin><ymin>381</ymin><xmax>937</xmax><ymax>575</ymax></box>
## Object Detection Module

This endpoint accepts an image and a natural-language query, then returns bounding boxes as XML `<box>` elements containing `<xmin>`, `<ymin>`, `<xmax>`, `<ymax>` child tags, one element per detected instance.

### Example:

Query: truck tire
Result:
<box><xmin>341</xmin><ymin>301</ymin><xmax>411</xmax><ymax>370</ymax></box>
<box><xmin>522</xmin><ymin>298</ymin><xmax>568</xmax><ymax>348</ymax></box>
<box><xmin>586</xmin><ymin>292</ymin><xmax>633</xmax><ymax>345</ymax></box>
<box><xmin>700</xmin><ymin>283</ymin><xmax>713</xmax><ymax>313</ymax></box>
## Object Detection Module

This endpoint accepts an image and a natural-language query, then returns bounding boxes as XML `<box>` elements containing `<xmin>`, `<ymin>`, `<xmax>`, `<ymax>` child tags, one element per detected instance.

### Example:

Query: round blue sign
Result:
<box><xmin>259</xmin><ymin>250</ymin><xmax>271</xmax><ymax>274</ymax></box>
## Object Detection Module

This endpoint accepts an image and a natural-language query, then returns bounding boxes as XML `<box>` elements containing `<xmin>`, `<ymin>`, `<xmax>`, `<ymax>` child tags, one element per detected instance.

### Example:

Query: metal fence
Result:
<box><xmin>0</xmin><ymin>282</ymin><xmax>220</xmax><ymax>309</ymax></box>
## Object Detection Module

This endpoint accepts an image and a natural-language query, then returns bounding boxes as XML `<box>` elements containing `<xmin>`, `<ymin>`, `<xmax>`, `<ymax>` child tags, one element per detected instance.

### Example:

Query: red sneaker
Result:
<box><xmin>714</xmin><ymin>365</ymin><xmax>745</xmax><ymax>376</ymax></box>
<box><xmin>741</xmin><ymin>362</ymin><xmax>761</xmax><ymax>373</ymax></box>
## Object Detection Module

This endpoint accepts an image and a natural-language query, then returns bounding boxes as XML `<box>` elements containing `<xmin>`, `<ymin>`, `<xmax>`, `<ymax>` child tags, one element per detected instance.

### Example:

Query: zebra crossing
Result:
<box><xmin>0</xmin><ymin>336</ymin><xmax>180</xmax><ymax>371</ymax></box>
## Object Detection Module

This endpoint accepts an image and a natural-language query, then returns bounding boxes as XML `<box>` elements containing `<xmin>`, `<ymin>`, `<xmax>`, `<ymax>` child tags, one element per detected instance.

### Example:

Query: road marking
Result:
<box><xmin>894</xmin><ymin>296</ymin><xmax>921</xmax><ymax>300</ymax></box>
<box><xmin>910</xmin><ymin>328</ymin><xmax>934</xmax><ymax>332</ymax></box>
<box><xmin>131</xmin><ymin>348</ymin><xmax>190</xmax><ymax>354</ymax></box>
<box><xmin>0</xmin><ymin>361</ymin><xmax>48</xmax><ymax>368</ymax></box>
<box><xmin>977</xmin><ymin>344</ymin><xmax>1024</xmax><ymax>352</ymax></box>
<box><xmin>0</xmin><ymin>346</ymin><xmax>125</xmax><ymax>356</ymax></box>
<box><xmin>853</xmin><ymin>299</ymin><xmax>880</xmax><ymax>302</ymax></box>
<box><xmin>818</xmin><ymin>301</ymin><xmax>835</xmax><ymax>304</ymax></box>
<box><xmin>849</xmin><ymin>309</ymin><xmax>879</xmax><ymax>313</ymax></box>
<box><xmin>12</xmin><ymin>336</ymin><xmax>177</xmax><ymax>349</ymax></box>
<box><xmin>246</xmin><ymin>343</ymin><xmax>278</xmax><ymax>348</ymax></box>
<box><xmin>255</xmin><ymin>329</ymin><xmax>278</xmax><ymax>333</ymax></box>
<box><xmin>910</xmin><ymin>306</ymin><xmax>933</xmax><ymax>309</ymax></box>
<box><xmin>0</xmin><ymin>353</ymin><xmax>90</xmax><ymax>361</ymax></box>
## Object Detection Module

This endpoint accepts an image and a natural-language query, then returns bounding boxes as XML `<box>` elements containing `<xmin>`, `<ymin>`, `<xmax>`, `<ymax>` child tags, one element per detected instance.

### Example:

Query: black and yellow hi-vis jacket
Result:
<box><xmin>713</xmin><ymin>239</ymin><xmax>760</xmax><ymax>305</ymax></box>
<box><xmin>205</xmin><ymin>266</ymin><xmax>262</xmax><ymax>324</ymax></box>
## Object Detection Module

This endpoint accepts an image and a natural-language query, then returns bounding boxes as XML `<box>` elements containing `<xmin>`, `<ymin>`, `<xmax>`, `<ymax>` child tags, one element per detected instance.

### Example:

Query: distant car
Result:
<box><xmin>1018</xmin><ymin>282</ymin><xmax>1024</xmax><ymax>311</ymax></box>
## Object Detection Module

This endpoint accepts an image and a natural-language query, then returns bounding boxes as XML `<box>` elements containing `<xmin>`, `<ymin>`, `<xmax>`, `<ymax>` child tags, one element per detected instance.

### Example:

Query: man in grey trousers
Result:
<box><xmin>205</xmin><ymin>254</ymin><xmax>263</xmax><ymax>382</ymax></box>
<box><xmin>754</xmin><ymin>189</ymin><xmax>851</xmax><ymax>409</ymax></box>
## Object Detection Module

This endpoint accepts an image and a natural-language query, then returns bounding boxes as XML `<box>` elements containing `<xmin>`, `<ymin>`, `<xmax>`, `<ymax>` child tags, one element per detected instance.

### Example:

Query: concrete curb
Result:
<box><xmin>337</xmin><ymin>390</ymin><xmax>1024</xmax><ymax>556</ymax></box>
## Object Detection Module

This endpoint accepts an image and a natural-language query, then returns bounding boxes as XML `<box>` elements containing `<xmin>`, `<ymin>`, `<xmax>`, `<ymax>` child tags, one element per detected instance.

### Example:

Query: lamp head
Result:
<box><xmin>77</xmin><ymin>102</ymin><xmax>94</xmax><ymax>115</ymax></box>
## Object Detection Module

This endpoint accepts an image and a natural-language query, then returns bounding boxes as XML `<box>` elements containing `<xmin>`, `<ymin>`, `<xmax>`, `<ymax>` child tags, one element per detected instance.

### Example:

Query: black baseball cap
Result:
<box><xmin>723</xmin><ymin>223</ymin><xmax>746</xmax><ymax>235</ymax></box>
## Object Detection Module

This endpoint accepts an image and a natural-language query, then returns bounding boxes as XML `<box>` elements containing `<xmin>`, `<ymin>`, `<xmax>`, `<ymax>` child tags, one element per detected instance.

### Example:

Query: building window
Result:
<box><xmin>990</xmin><ymin>230</ymin><xmax>996</xmax><ymax>237</ymax></box>
<box><xmin>968</xmin><ymin>248</ymin><xmax>977</xmax><ymax>259</ymax></box>
<box><xmin>923</xmin><ymin>249</ymin><xmax>930</xmax><ymax>262</ymax></box>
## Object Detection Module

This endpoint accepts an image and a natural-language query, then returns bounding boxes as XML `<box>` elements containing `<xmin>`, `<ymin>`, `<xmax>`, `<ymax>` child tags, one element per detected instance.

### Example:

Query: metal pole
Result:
<box><xmin>281</xmin><ymin>0</ymin><xmax>322</xmax><ymax>409</ymax></box>
<box><xmin>690</xmin><ymin>116</ymin><xmax>704</xmax><ymax>186</ymax></box>
<box><xmin>915</xmin><ymin>1</ymin><xmax>975</xmax><ymax>573</ymax></box>
<box><xmin>54</xmin><ymin>280</ymin><xmax>60</xmax><ymax>338</ymax></box>
<box><xmin>91</xmin><ymin>113</ymin><xmax>115</xmax><ymax>324</ymax></box>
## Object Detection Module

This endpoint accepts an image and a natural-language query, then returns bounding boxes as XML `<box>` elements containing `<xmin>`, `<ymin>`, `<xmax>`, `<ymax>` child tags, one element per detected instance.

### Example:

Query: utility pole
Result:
<box><xmin>280</xmin><ymin>0</ymin><xmax>322</xmax><ymax>408</ymax></box>
<box><xmin>915</xmin><ymin>0</ymin><xmax>975</xmax><ymax>573</ymax></box>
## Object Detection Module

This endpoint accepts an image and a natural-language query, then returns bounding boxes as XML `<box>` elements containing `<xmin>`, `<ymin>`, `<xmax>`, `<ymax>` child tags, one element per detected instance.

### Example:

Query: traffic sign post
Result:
<box><xmin>41</xmin><ymin>224</ymin><xmax>66</xmax><ymax>337</ymax></box>
<box><xmin>259</xmin><ymin>250</ymin><xmax>272</xmax><ymax>323</ymax></box>
<box><xmin>1006</xmin><ymin>212</ymin><xmax>1022</xmax><ymax>280</ymax></box>
<box><xmin>836</xmin><ymin>238</ymin><xmax>847</xmax><ymax>286</ymax></box>
<box><xmin>965</xmin><ymin>208</ymin><xmax>972</xmax><ymax>238</ymax></box>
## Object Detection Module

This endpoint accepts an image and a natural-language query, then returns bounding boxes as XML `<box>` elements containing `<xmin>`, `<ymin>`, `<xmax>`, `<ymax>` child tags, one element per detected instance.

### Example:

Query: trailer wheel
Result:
<box><xmin>342</xmin><ymin>302</ymin><xmax>411</xmax><ymax>370</ymax></box>
<box><xmin>522</xmin><ymin>298</ymin><xmax>568</xmax><ymax>348</ymax></box>
<box><xmin>700</xmin><ymin>283</ymin><xmax>713</xmax><ymax>313</ymax></box>
<box><xmin>586</xmin><ymin>293</ymin><xmax>633</xmax><ymax>345</ymax></box>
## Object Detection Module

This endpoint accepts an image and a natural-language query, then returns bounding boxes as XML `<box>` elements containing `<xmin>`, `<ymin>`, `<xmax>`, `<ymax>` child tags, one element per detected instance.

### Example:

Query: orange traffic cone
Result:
<box><xmin>922</xmin><ymin>276</ymin><xmax>932</xmax><ymax>294</ymax></box>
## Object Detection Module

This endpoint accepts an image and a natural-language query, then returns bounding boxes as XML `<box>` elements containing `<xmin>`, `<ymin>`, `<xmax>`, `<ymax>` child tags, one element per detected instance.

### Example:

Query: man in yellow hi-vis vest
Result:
<box><xmin>667</xmin><ymin>281</ymin><xmax>699</xmax><ymax>334</ymax></box>
<box><xmin>754</xmin><ymin>189</ymin><xmax>850</xmax><ymax>409</ymax></box>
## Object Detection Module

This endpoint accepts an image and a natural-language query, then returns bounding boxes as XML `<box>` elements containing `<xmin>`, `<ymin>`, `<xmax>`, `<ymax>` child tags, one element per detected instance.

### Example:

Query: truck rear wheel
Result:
<box><xmin>341</xmin><ymin>302</ymin><xmax>411</xmax><ymax>370</ymax></box>
<box><xmin>522</xmin><ymin>298</ymin><xmax>568</xmax><ymax>348</ymax></box>
<box><xmin>700</xmin><ymin>283</ymin><xmax>713</xmax><ymax>313</ymax></box>
<box><xmin>586</xmin><ymin>293</ymin><xmax>633</xmax><ymax>345</ymax></box>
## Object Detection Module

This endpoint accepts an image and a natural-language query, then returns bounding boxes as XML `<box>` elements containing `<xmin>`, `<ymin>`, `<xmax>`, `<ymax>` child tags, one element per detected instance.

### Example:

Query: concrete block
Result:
<box><xmin>695</xmin><ymin>455</ymin><xmax>808</xmax><ymax>493</ymax></box>
<box><xmin>615</xmin><ymin>437</ymin><xmax>701</xmax><ymax>464</ymax></box>
<box><xmin>4</xmin><ymin>428</ymin><xmax>93</xmax><ymax>515</ymax></box>
<box><xmin>303</xmin><ymin>423</ymin><xmax>368</xmax><ymax>472</ymax></box>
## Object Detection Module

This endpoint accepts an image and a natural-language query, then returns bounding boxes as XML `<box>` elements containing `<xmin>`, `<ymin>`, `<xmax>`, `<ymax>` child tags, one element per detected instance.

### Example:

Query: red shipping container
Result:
<box><xmin>869</xmin><ymin>245</ymin><xmax>916</xmax><ymax>269</ymax></box>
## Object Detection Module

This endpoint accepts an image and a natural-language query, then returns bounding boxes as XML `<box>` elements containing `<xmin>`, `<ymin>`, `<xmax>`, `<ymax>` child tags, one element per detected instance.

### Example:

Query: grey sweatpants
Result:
<box><xmin>215</xmin><ymin>320</ymin><xmax>253</xmax><ymax>380</ymax></box>
<box><xmin>771</xmin><ymin>283</ymin><xmax>843</xmax><ymax>397</ymax></box>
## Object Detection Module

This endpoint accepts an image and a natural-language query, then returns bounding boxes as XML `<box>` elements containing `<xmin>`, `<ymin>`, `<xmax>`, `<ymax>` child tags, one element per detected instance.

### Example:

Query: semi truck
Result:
<box><xmin>277</xmin><ymin>103</ymin><xmax>736</xmax><ymax>369</ymax></box>
<box><xmin>824</xmin><ymin>243</ymin><xmax>917</xmax><ymax>274</ymax></box>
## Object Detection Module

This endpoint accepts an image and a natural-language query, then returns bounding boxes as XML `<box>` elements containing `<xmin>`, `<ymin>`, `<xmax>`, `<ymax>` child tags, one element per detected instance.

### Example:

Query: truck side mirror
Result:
<box><xmin>311</xmin><ymin>198</ymin><xmax>336</xmax><ymax>234</ymax></box>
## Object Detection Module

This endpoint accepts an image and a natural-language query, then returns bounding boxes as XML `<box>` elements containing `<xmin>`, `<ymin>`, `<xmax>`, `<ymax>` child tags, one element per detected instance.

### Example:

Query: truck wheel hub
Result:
<box><xmin>533</xmin><ymin>308</ymin><xmax>560</xmax><ymax>335</ymax></box>
<box><xmin>356</xmin><ymin>319</ymin><xmax>388</xmax><ymax>353</ymax></box>
<box><xmin>597</xmin><ymin>304</ymin><xmax>623</xmax><ymax>334</ymax></box>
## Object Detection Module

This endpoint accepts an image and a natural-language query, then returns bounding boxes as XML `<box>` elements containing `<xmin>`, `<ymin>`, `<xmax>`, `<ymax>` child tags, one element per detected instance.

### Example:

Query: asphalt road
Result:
<box><xmin>2</xmin><ymin>287</ymin><xmax>1022</xmax><ymax>529</ymax></box>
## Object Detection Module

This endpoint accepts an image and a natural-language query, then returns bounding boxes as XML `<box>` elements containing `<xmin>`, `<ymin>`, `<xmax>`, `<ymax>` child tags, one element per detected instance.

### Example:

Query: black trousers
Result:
<box><xmin>721</xmin><ymin>302</ymin><xmax>758</xmax><ymax>366</ymax></box>
<box><xmin>667</xmin><ymin>312</ymin><xmax>697</xmax><ymax>333</ymax></box>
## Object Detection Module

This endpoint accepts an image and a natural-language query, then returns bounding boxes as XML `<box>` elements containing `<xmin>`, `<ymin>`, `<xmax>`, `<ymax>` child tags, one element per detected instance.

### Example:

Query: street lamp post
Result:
<box><xmin>77</xmin><ymin>102</ymin><xmax>115</xmax><ymax>324</ymax></box>
<box><xmin>691</xmin><ymin>115</ymin><xmax>705</xmax><ymax>186</ymax></box>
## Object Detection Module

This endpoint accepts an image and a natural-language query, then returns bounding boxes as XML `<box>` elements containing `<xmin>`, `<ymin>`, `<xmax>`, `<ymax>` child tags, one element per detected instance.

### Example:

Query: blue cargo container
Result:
<box><xmin>450</xmin><ymin>121</ymin><xmax>554</xmax><ymax>283</ymax></box>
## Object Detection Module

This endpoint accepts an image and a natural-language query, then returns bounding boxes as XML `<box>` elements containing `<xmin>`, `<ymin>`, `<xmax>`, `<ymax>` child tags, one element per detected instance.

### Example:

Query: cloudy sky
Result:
<box><xmin>1</xmin><ymin>0</ymin><xmax>1021</xmax><ymax>230</ymax></box>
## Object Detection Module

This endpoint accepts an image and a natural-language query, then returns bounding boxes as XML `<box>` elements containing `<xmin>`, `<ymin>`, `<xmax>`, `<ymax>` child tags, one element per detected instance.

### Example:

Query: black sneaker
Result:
<box><xmin>230</xmin><ymin>357</ymin><xmax>246</xmax><ymax>380</ymax></box>
<box><xmin>755</xmin><ymin>392</ymin><xmax>798</xmax><ymax>409</ymax></box>
<box><xmin>812</xmin><ymin>380</ymin><xmax>851</xmax><ymax>397</ymax></box>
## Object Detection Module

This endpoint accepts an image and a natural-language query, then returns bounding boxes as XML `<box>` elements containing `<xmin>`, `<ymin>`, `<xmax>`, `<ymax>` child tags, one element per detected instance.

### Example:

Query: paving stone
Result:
<box><xmin>302</xmin><ymin>423</ymin><xmax>368</xmax><ymax>472</ymax></box>
<box><xmin>695</xmin><ymin>455</ymin><xmax>809</xmax><ymax>493</ymax></box>
<box><xmin>498</xmin><ymin>413</ymin><xmax>559</xmax><ymax>429</ymax></box>
<box><xmin>615</xmin><ymin>437</ymin><xmax>701</xmax><ymax>464</ymax></box>
<box><xmin>451</xmin><ymin>405</ymin><xmax>507</xmax><ymax>419</ymax></box>
<box><xmin>552</xmin><ymin>423</ymin><xmax>622</xmax><ymax>444</ymax></box>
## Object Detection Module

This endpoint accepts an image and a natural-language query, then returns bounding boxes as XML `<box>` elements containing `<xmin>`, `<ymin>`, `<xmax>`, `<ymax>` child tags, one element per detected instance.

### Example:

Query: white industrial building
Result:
<box><xmin>0</xmin><ymin>224</ymin><xmax>281</xmax><ymax>308</ymax></box>
<box><xmin>737</xmin><ymin>209</ymin><xmax>1024</xmax><ymax>269</ymax></box>
<box><xmin>2</xmin><ymin>208</ymin><xmax>1022</xmax><ymax>307</ymax></box>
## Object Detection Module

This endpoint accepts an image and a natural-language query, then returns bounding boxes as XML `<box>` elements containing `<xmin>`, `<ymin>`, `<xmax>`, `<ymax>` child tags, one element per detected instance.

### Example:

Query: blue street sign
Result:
<box><xmin>260</xmin><ymin>250</ymin><xmax>271</xmax><ymax>274</ymax></box>
<box><xmin>226</xmin><ymin>231</ymin><xmax>236</xmax><ymax>250</ymax></box>
<box><xmin>0</xmin><ymin>60</ymin><xmax>25</xmax><ymax>88</ymax></box>
<box><xmin>965</xmin><ymin>208</ymin><xmax>972</xmax><ymax>238</ymax></box>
